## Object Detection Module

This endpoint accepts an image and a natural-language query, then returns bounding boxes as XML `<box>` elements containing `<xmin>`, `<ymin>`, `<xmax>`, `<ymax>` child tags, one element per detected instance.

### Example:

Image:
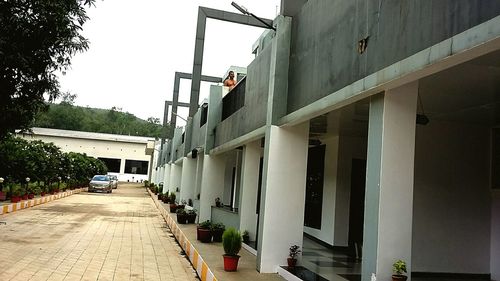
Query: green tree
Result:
<box><xmin>0</xmin><ymin>0</ymin><xmax>96</xmax><ymax>138</ymax></box>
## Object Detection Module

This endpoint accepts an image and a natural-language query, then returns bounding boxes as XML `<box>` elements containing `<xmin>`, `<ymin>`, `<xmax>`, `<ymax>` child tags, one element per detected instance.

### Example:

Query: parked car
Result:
<box><xmin>109</xmin><ymin>175</ymin><xmax>118</xmax><ymax>189</ymax></box>
<box><xmin>88</xmin><ymin>175</ymin><xmax>112</xmax><ymax>193</ymax></box>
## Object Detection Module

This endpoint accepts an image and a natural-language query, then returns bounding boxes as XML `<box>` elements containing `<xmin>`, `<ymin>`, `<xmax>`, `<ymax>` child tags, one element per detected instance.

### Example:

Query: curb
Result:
<box><xmin>0</xmin><ymin>188</ymin><xmax>87</xmax><ymax>215</ymax></box>
<box><xmin>147</xmin><ymin>188</ymin><xmax>218</xmax><ymax>281</ymax></box>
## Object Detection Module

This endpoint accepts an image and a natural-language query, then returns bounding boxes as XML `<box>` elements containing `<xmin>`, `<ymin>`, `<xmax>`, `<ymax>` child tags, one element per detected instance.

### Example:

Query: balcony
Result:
<box><xmin>221</xmin><ymin>77</ymin><xmax>246</xmax><ymax>121</ymax></box>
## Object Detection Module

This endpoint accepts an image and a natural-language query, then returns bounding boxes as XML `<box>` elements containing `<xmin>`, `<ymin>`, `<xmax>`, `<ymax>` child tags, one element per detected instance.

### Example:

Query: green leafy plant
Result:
<box><xmin>289</xmin><ymin>245</ymin><xmax>301</xmax><ymax>259</ymax></box>
<box><xmin>199</xmin><ymin>220</ymin><xmax>212</xmax><ymax>229</ymax></box>
<box><xmin>392</xmin><ymin>260</ymin><xmax>407</xmax><ymax>276</ymax></box>
<box><xmin>169</xmin><ymin>193</ymin><xmax>176</xmax><ymax>204</ymax></box>
<box><xmin>211</xmin><ymin>222</ymin><xmax>225</xmax><ymax>231</ymax></box>
<box><xmin>176</xmin><ymin>208</ymin><xmax>187</xmax><ymax>215</ymax></box>
<box><xmin>222</xmin><ymin>228</ymin><xmax>242</xmax><ymax>256</ymax></box>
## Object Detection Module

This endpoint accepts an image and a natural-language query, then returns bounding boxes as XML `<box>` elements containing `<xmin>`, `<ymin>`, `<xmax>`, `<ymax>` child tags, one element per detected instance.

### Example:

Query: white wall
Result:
<box><xmin>413</xmin><ymin>121</ymin><xmax>491</xmax><ymax>273</ymax></box>
<box><xmin>491</xmin><ymin>190</ymin><xmax>500</xmax><ymax>280</ymax></box>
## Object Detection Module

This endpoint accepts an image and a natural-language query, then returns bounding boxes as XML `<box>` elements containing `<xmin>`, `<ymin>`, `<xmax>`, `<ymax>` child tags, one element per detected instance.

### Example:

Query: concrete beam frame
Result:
<box><xmin>188</xmin><ymin>6</ymin><xmax>274</xmax><ymax>117</ymax></box>
<box><xmin>170</xmin><ymin>71</ymin><xmax>221</xmax><ymax>130</ymax></box>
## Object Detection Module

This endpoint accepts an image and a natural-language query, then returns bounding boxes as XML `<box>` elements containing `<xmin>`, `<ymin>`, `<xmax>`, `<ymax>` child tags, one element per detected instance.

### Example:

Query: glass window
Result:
<box><xmin>125</xmin><ymin>160</ymin><xmax>148</xmax><ymax>175</ymax></box>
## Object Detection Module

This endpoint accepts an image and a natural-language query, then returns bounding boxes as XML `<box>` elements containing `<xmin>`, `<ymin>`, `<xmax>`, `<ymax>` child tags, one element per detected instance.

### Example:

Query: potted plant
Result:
<box><xmin>215</xmin><ymin>197</ymin><xmax>221</xmax><ymax>207</ymax></box>
<box><xmin>197</xmin><ymin>220</ymin><xmax>212</xmax><ymax>243</ymax></box>
<box><xmin>242</xmin><ymin>230</ymin><xmax>250</xmax><ymax>244</ymax></box>
<box><xmin>392</xmin><ymin>260</ymin><xmax>407</xmax><ymax>281</ymax></box>
<box><xmin>287</xmin><ymin>245</ymin><xmax>301</xmax><ymax>268</ymax></box>
<box><xmin>162</xmin><ymin>191</ymin><xmax>170</xmax><ymax>203</ymax></box>
<box><xmin>176</xmin><ymin>208</ymin><xmax>188</xmax><ymax>224</ymax></box>
<box><xmin>177</xmin><ymin>199</ymin><xmax>186</xmax><ymax>210</ymax></box>
<box><xmin>211</xmin><ymin>222</ymin><xmax>226</xmax><ymax>242</ymax></box>
<box><xmin>222</xmin><ymin>227</ymin><xmax>242</xmax><ymax>271</ymax></box>
<box><xmin>186</xmin><ymin>209</ymin><xmax>197</xmax><ymax>224</ymax></box>
<box><xmin>11</xmin><ymin>185</ymin><xmax>22</xmax><ymax>203</ymax></box>
<box><xmin>169</xmin><ymin>193</ymin><xmax>177</xmax><ymax>213</ymax></box>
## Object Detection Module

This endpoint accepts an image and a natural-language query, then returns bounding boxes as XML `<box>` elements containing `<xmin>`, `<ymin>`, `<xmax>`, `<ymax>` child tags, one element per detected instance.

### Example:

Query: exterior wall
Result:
<box><xmin>413</xmin><ymin>121</ymin><xmax>491</xmax><ymax>273</ymax></box>
<box><xmin>287</xmin><ymin>0</ymin><xmax>500</xmax><ymax>113</ymax></box>
<box><xmin>21</xmin><ymin>131</ymin><xmax>152</xmax><ymax>182</ymax></box>
<box><xmin>214</xmin><ymin>45</ymin><xmax>272</xmax><ymax>147</ymax></box>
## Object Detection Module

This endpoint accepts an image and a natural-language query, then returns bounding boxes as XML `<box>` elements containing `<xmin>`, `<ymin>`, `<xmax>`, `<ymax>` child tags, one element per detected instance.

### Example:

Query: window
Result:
<box><xmin>98</xmin><ymin>158</ymin><xmax>121</xmax><ymax>173</ymax></box>
<box><xmin>200</xmin><ymin>103</ymin><xmax>208</xmax><ymax>127</ymax></box>
<box><xmin>125</xmin><ymin>160</ymin><xmax>148</xmax><ymax>175</ymax></box>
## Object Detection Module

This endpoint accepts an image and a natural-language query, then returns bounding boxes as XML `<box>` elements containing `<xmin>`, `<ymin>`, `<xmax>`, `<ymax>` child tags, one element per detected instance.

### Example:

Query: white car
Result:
<box><xmin>109</xmin><ymin>175</ymin><xmax>118</xmax><ymax>189</ymax></box>
<box><xmin>88</xmin><ymin>175</ymin><xmax>112</xmax><ymax>193</ymax></box>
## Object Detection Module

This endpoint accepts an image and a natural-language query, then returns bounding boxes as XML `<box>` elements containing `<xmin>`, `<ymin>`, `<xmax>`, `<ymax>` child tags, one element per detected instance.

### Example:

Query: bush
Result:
<box><xmin>222</xmin><ymin>228</ymin><xmax>241</xmax><ymax>256</ymax></box>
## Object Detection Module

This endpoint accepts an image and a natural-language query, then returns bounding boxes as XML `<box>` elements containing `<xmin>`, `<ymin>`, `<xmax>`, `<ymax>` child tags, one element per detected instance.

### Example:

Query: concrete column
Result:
<box><xmin>199</xmin><ymin>154</ymin><xmax>225</xmax><ymax>222</ymax></box>
<box><xmin>180</xmin><ymin>157</ymin><xmax>197</xmax><ymax>204</ymax></box>
<box><xmin>257</xmin><ymin>122</ymin><xmax>309</xmax><ymax>273</ymax></box>
<box><xmin>162</xmin><ymin>164</ymin><xmax>171</xmax><ymax>193</ymax></box>
<box><xmin>239</xmin><ymin>140</ymin><xmax>261</xmax><ymax>241</ymax></box>
<box><xmin>195</xmin><ymin>153</ymin><xmax>204</xmax><ymax>199</ymax></box>
<box><xmin>170</xmin><ymin>163</ymin><xmax>182</xmax><ymax>198</ymax></box>
<box><xmin>119</xmin><ymin>158</ymin><xmax>126</xmax><ymax>175</ymax></box>
<box><xmin>362</xmin><ymin>82</ymin><xmax>418</xmax><ymax>281</ymax></box>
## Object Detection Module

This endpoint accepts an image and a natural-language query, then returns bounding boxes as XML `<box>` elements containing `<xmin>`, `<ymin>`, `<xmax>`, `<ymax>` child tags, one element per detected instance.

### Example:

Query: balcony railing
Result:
<box><xmin>221</xmin><ymin>77</ymin><xmax>246</xmax><ymax>121</ymax></box>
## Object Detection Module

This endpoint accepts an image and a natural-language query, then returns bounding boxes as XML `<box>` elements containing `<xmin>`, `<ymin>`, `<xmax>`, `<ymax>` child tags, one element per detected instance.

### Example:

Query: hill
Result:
<box><xmin>33</xmin><ymin>102</ymin><xmax>167</xmax><ymax>138</ymax></box>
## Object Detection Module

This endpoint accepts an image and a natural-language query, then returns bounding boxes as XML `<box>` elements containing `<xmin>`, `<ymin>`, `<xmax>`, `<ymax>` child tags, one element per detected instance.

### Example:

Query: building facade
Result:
<box><xmin>20</xmin><ymin>128</ymin><xmax>155</xmax><ymax>182</ymax></box>
<box><xmin>153</xmin><ymin>1</ymin><xmax>500</xmax><ymax>280</ymax></box>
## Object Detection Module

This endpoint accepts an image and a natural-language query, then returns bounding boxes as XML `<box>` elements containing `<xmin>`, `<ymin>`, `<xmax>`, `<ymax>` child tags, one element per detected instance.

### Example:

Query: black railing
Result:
<box><xmin>221</xmin><ymin>77</ymin><xmax>246</xmax><ymax>121</ymax></box>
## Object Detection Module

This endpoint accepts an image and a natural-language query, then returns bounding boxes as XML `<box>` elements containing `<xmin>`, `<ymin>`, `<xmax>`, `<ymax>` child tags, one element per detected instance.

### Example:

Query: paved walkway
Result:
<box><xmin>0</xmin><ymin>183</ymin><xmax>198</xmax><ymax>281</ymax></box>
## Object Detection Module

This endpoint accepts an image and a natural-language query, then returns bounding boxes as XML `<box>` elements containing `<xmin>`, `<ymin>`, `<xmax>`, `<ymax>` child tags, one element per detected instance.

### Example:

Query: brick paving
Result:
<box><xmin>0</xmin><ymin>183</ymin><xmax>198</xmax><ymax>281</ymax></box>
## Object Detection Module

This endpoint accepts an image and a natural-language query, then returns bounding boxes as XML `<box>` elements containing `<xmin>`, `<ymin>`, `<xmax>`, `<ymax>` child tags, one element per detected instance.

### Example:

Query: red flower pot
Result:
<box><xmin>287</xmin><ymin>258</ymin><xmax>297</xmax><ymax>268</ymax></box>
<box><xmin>197</xmin><ymin>228</ymin><xmax>212</xmax><ymax>243</ymax></box>
<box><xmin>11</xmin><ymin>196</ymin><xmax>21</xmax><ymax>203</ymax></box>
<box><xmin>223</xmin><ymin>255</ymin><xmax>240</xmax><ymax>271</ymax></box>
<box><xmin>41</xmin><ymin>192</ymin><xmax>46</xmax><ymax>197</ymax></box>
<box><xmin>28</xmin><ymin>194</ymin><xmax>34</xmax><ymax>199</ymax></box>
<box><xmin>0</xmin><ymin>191</ymin><xmax>6</xmax><ymax>201</ymax></box>
<box><xmin>22</xmin><ymin>194</ymin><xmax>28</xmax><ymax>200</ymax></box>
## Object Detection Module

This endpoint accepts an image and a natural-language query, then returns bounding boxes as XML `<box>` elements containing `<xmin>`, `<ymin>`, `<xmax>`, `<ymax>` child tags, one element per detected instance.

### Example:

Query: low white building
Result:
<box><xmin>19</xmin><ymin>127</ymin><xmax>155</xmax><ymax>182</ymax></box>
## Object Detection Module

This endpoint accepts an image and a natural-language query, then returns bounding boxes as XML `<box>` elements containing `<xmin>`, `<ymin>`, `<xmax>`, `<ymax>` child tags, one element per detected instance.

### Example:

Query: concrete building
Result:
<box><xmin>153</xmin><ymin>1</ymin><xmax>500</xmax><ymax>281</ymax></box>
<box><xmin>20</xmin><ymin>128</ymin><xmax>155</xmax><ymax>182</ymax></box>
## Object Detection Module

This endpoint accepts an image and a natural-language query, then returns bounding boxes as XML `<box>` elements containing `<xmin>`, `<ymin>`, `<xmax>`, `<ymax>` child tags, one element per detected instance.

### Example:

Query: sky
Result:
<box><xmin>57</xmin><ymin>0</ymin><xmax>281</xmax><ymax>127</ymax></box>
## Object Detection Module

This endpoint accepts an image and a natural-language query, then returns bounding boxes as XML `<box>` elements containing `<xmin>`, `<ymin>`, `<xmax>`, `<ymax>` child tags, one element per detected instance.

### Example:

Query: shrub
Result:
<box><xmin>222</xmin><ymin>227</ymin><xmax>241</xmax><ymax>256</ymax></box>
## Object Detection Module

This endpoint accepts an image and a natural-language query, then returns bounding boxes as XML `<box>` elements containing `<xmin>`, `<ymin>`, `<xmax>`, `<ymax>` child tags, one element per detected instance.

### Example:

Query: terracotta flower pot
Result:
<box><xmin>392</xmin><ymin>275</ymin><xmax>408</xmax><ymax>281</ymax></box>
<box><xmin>198</xmin><ymin>228</ymin><xmax>212</xmax><ymax>243</ymax></box>
<box><xmin>169</xmin><ymin>204</ymin><xmax>177</xmax><ymax>213</ymax></box>
<box><xmin>223</xmin><ymin>255</ymin><xmax>240</xmax><ymax>271</ymax></box>
<box><xmin>287</xmin><ymin>258</ymin><xmax>297</xmax><ymax>268</ymax></box>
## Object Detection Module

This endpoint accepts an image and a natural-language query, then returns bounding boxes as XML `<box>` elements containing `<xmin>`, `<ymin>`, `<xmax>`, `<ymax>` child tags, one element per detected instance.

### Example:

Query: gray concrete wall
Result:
<box><xmin>287</xmin><ymin>0</ymin><xmax>500</xmax><ymax>113</ymax></box>
<box><xmin>214</xmin><ymin>44</ymin><xmax>272</xmax><ymax>147</ymax></box>
<box><xmin>413</xmin><ymin>121</ymin><xmax>491</xmax><ymax>274</ymax></box>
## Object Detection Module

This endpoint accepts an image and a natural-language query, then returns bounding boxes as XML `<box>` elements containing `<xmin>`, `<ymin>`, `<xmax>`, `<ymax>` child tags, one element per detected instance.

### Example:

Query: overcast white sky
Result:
<box><xmin>57</xmin><ymin>0</ymin><xmax>280</xmax><ymax>126</ymax></box>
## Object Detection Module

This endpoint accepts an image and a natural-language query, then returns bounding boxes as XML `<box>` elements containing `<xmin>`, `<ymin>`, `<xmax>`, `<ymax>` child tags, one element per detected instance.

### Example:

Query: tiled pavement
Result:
<box><xmin>0</xmin><ymin>183</ymin><xmax>198</xmax><ymax>281</ymax></box>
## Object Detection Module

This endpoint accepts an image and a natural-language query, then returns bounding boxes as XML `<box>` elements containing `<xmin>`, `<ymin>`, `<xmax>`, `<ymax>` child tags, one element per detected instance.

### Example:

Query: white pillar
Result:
<box><xmin>119</xmin><ymin>158</ymin><xmax>126</xmax><ymax>175</ymax></box>
<box><xmin>362</xmin><ymin>82</ymin><xmax>418</xmax><ymax>281</ymax></box>
<box><xmin>180</xmin><ymin>157</ymin><xmax>197</xmax><ymax>203</ymax></box>
<box><xmin>162</xmin><ymin>164</ymin><xmax>171</xmax><ymax>193</ymax></box>
<box><xmin>257</xmin><ymin>122</ymin><xmax>309</xmax><ymax>273</ymax></box>
<box><xmin>239</xmin><ymin>140</ymin><xmax>261</xmax><ymax>241</ymax></box>
<box><xmin>170</xmin><ymin>164</ymin><xmax>182</xmax><ymax>197</ymax></box>
<box><xmin>199</xmin><ymin>154</ymin><xmax>225</xmax><ymax>222</ymax></box>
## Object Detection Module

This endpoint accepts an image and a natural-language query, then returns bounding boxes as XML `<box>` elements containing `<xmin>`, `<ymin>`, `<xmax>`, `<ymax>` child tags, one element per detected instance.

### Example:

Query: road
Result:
<box><xmin>0</xmin><ymin>183</ymin><xmax>198</xmax><ymax>281</ymax></box>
